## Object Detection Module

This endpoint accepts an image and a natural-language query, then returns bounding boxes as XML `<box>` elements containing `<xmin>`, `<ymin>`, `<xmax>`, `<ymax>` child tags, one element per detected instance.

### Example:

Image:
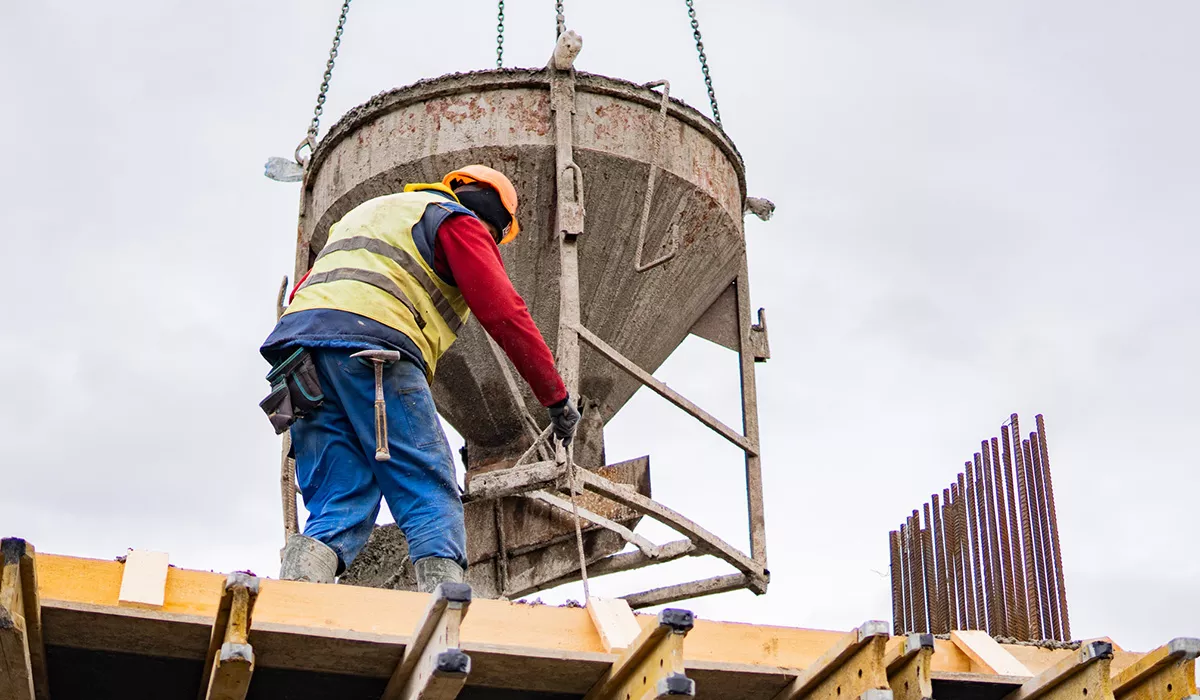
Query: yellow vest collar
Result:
<box><xmin>404</xmin><ymin>182</ymin><xmax>460</xmax><ymax>202</ymax></box>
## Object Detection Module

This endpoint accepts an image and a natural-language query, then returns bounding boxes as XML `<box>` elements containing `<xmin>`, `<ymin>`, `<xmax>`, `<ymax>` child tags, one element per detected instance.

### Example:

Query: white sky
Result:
<box><xmin>3</xmin><ymin>0</ymin><xmax>1198</xmax><ymax>655</ymax></box>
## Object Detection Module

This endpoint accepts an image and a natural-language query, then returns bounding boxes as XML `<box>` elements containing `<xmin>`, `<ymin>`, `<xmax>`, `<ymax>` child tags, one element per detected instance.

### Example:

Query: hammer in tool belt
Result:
<box><xmin>351</xmin><ymin>349</ymin><xmax>402</xmax><ymax>461</ymax></box>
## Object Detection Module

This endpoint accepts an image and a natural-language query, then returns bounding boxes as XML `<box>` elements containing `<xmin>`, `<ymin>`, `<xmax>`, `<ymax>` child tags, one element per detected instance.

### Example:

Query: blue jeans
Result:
<box><xmin>291</xmin><ymin>348</ymin><xmax>467</xmax><ymax>571</ymax></box>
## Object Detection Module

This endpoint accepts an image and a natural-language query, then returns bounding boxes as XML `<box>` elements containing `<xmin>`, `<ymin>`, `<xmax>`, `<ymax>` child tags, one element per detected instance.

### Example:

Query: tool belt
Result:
<box><xmin>259</xmin><ymin>348</ymin><xmax>325</xmax><ymax>434</ymax></box>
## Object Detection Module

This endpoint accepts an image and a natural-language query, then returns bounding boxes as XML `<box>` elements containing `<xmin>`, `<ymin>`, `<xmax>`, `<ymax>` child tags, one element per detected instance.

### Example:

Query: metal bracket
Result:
<box><xmin>750</xmin><ymin>308</ymin><xmax>770</xmax><ymax>362</ymax></box>
<box><xmin>772</xmin><ymin>621</ymin><xmax>893</xmax><ymax>700</ymax></box>
<box><xmin>1004</xmin><ymin>641</ymin><xmax>1114</xmax><ymax>700</ymax></box>
<box><xmin>559</xmin><ymin>162</ymin><xmax>586</xmax><ymax>240</ymax></box>
<box><xmin>634</xmin><ymin>80</ymin><xmax>680</xmax><ymax>273</ymax></box>
<box><xmin>199</xmin><ymin>572</ymin><xmax>260</xmax><ymax>700</ymax></box>
<box><xmin>0</xmin><ymin>538</ymin><xmax>50</xmax><ymax>700</ymax></box>
<box><xmin>583</xmin><ymin>608</ymin><xmax>696</xmax><ymax>700</ymax></box>
<box><xmin>885</xmin><ymin>633</ymin><xmax>934</xmax><ymax>700</ymax></box>
<box><xmin>382</xmin><ymin>582</ymin><xmax>473</xmax><ymax>700</ymax></box>
<box><xmin>1112</xmin><ymin>637</ymin><xmax>1200</xmax><ymax>700</ymax></box>
<box><xmin>526</xmin><ymin>490</ymin><xmax>659</xmax><ymax>557</ymax></box>
<box><xmin>464</xmin><ymin>460</ymin><xmax>563</xmax><ymax>501</ymax></box>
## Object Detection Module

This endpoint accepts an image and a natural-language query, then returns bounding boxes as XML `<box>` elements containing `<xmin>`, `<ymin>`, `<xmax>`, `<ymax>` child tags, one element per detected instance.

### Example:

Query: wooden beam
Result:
<box><xmin>583</xmin><ymin>608</ymin><xmax>696</xmax><ymax>700</ymax></box>
<box><xmin>119</xmin><ymin>550</ymin><xmax>170</xmax><ymax>608</ymax></box>
<box><xmin>587</xmin><ymin>598</ymin><xmax>641</xmax><ymax>653</ymax></box>
<box><xmin>1111</xmin><ymin>637</ymin><xmax>1199</xmax><ymax>700</ymax></box>
<box><xmin>0</xmin><ymin>539</ymin><xmax>49</xmax><ymax>700</ymax></box>
<box><xmin>772</xmin><ymin>621</ymin><xmax>892</xmax><ymax>700</ymax></box>
<box><xmin>951</xmin><ymin>630</ymin><xmax>1032</xmax><ymax>677</ymax></box>
<box><xmin>886</xmin><ymin>633</ymin><xmax>934</xmax><ymax>700</ymax></box>
<box><xmin>200</xmin><ymin>572</ymin><xmax>260</xmax><ymax>700</ymax></box>
<box><xmin>1004</xmin><ymin>641</ymin><xmax>1114</xmax><ymax>700</ymax></box>
<box><xmin>382</xmin><ymin>582</ymin><xmax>472</xmax><ymax>700</ymax></box>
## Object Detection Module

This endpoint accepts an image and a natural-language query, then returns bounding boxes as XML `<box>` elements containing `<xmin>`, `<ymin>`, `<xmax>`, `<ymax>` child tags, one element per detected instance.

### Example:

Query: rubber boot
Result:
<box><xmin>413</xmin><ymin>556</ymin><xmax>464</xmax><ymax>593</ymax></box>
<box><xmin>279</xmin><ymin>533</ymin><xmax>338</xmax><ymax>584</ymax></box>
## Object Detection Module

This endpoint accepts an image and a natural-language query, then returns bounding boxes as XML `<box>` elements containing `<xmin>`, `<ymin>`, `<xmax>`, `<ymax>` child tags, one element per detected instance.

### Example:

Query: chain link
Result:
<box><xmin>495</xmin><ymin>1</ymin><xmax>505</xmax><ymax>68</ymax></box>
<box><xmin>685</xmin><ymin>0</ymin><xmax>722</xmax><ymax>127</ymax></box>
<box><xmin>555</xmin><ymin>0</ymin><xmax>565</xmax><ymax>38</ymax></box>
<box><xmin>308</xmin><ymin>0</ymin><xmax>353</xmax><ymax>140</ymax></box>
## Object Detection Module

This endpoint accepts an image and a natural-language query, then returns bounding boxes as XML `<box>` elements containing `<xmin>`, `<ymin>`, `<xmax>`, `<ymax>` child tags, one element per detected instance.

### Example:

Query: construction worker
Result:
<box><xmin>259</xmin><ymin>165</ymin><xmax>579</xmax><ymax>591</ymax></box>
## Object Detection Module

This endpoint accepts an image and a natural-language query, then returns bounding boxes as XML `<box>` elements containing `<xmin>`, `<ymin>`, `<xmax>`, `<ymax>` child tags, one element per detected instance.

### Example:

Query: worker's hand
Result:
<box><xmin>548</xmin><ymin>396</ymin><xmax>580</xmax><ymax>446</ymax></box>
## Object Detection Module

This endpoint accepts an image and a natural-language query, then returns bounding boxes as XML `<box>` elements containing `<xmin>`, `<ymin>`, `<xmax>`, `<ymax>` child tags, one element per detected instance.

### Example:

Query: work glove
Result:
<box><xmin>548</xmin><ymin>395</ymin><xmax>581</xmax><ymax>446</ymax></box>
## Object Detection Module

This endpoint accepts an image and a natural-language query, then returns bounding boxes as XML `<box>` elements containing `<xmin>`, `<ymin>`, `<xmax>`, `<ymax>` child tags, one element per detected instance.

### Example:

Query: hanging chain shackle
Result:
<box><xmin>294</xmin><ymin>0</ymin><xmax>353</xmax><ymax>166</ymax></box>
<box><xmin>685</xmin><ymin>0</ymin><xmax>722</xmax><ymax>127</ymax></box>
<box><xmin>496</xmin><ymin>1</ymin><xmax>505</xmax><ymax>68</ymax></box>
<box><xmin>555</xmin><ymin>0</ymin><xmax>566</xmax><ymax>38</ymax></box>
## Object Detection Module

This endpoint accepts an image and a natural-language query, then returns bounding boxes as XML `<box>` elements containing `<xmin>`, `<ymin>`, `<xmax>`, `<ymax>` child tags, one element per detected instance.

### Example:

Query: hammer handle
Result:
<box><xmin>372</xmin><ymin>401</ymin><xmax>391</xmax><ymax>461</ymax></box>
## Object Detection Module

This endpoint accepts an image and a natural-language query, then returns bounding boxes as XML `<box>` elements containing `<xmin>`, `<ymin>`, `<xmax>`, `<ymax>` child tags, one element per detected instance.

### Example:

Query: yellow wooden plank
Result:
<box><xmin>950</xmin><ymin>630</ymin><xmax>1031</xmax><ymax>676</ymax></box>
<box><xmin>119</xmin><ymin>550</ymin><xmax>170</xmax><ymax>608</ymax></box>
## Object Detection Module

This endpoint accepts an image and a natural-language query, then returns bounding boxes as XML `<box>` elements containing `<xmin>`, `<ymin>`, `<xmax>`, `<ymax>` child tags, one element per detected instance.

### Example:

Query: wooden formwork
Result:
<box><xmin>1</xmin><ymin>539</ymin><xmax>1196</xmax><ymax>700</ymax></box>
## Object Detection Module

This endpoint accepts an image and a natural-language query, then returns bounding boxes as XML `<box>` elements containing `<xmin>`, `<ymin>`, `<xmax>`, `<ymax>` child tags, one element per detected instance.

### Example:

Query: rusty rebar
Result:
<box><xmin>1001</xmin><ymin>424</ymin><xmax>1030</xmax><ymax>639</ymax></box>
<box><xmin>902</xmin><ymin>521</ymin><xmax>916</xmax><ymax>633</ymax></box>
<box><xmin>922</xmin><ymin>503</ymin><xmax>942</xmax><ymax>633</ymax></box>
<box><xmin>952</xmin><ymin>478</ymin><xmax>974</xmax><ymax>630</ymax></box>
<box><xmin>1010</xmin><ymin>415</ymin><xmax>1041</xmax><ymax>639</ymax></box>
<box><xmin>1037</xmin><ymin>414</ymin><xmax>1071</xmax><ymax>640</ymax></box>
<box><xmin>1022</xmin><ymin>435</ymin><xmax>1052</xmax><ymax>638</ymax></box>
<box><xmin>890</xmin><ymin>529</ymin><xmax>904</xmax><ymax>635</ymax></box>
<box><xmin>991</xmin><ymin>436</ymin><xmax>1017</xmax><ymax>638</ymax></box>
<box><xmin>966</xmin><ymin>460</ymin><xmax>990</xmax><ymax>632</ymax></box>
<box><xmin>931</xmin><ymin>493</ymin><xmax>949</xmax><ymax>632</ymax></box>
<box><xmin>912</xmin><ymin>509</ymin><xmax>931</xmax><ymax>633</ymax></box>
<box><xmin>942</xmin><ymin>487</ymin><xmax>959</xmax><ymax>629</ymax></box>
<box><xmin>974</xmin><ymin>449</ymin><xmax>993</xmax><ymax>633</ymax></box>
<box><xmin>1029</xmin><ymin>432</ymin><xmax>1060</xmax><ymax>640</ymax></box>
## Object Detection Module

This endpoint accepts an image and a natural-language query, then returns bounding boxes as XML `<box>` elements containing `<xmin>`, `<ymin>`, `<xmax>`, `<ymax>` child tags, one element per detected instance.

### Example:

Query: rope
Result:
<box><xmin>564</xmin><ymin>442</ymin><xmax>591</xmax><ymax>601</ymax></box>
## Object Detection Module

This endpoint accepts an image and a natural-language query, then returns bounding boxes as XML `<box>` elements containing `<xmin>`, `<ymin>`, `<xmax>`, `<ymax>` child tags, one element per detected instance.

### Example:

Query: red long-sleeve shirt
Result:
<box><xmin>292</xmin><ymin>214</ymin><xmax>567</xmax><ymax>407</ymax></box>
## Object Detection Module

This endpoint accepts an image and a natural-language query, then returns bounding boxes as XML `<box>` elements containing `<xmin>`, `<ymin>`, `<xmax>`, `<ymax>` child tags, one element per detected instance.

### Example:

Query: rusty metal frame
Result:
<box><xmin>454</xmin><ymin>28</ymin><xmax>773</xmax><ymax>609</ymax></box>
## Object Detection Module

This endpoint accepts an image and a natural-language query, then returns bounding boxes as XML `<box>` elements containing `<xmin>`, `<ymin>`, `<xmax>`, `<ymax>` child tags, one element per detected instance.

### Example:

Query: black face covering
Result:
<box><xmin>452</xmin><ymin>183</ymin><xmax>512</xmax><ymax>241</ymax></box>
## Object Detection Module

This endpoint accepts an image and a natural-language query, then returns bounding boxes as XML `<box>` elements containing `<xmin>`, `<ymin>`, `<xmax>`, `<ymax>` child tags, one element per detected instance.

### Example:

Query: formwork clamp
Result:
<box><xmin>772</xmin><ymin>620</ymin><xmax>894</xmax><ymax>700</ymax></box>
<box><xmin>583</xmin><ymin>608</ymin><xmax>697</xmax><ymax>700</ymax></box>
<box><xmin>382</xmin><ymin>582</ymin><xmax>473</xmax><ymax>700</ymax></box>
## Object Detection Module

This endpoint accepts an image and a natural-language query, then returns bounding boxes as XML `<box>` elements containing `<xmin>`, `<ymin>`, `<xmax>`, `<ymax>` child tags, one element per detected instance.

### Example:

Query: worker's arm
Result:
<box><xmin>435</xmin><ymin>214</ymin><xmax>568</xmax><ymax>408</ymax></box>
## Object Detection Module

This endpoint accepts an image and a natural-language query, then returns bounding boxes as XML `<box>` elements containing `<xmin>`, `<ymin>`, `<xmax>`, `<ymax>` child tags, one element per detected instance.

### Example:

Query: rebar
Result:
<box><xmin>1037</xmin><ymin>414</ymin><xmax>1071</xmax><ymax>640</ymax></box>
<box><xmin>1011</xmin><ymin>415</ymin><xmax>1042</xmax><ymax>639</ymax></box>
<box><xmin>890</xmin><ymin>530</ymin><xmax>904</xmax><ymax>635</ymax></box>
<box><xmin>888</xmin><ymin>414</ymin><xmax>1070</xmax><ymax>641</ymax></box>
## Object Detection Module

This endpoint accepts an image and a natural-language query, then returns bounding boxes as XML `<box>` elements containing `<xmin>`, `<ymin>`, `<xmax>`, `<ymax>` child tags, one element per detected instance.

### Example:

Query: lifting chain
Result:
<box><xmin>299</xmin><ymin>0</ymin><xmax>353</xmax><ymax>165</ymax></box>
<box><xmin>555</xmin><ymin>0</ymin><xmax>565</xmax><ymax>38</ymax></box>
<box><xmin>495</xmin><ymin>1</ymin><xmax>505</xmax><ymax>68</ymax></box>
<box><xmin>685</xmin><ymin>0</ymin><xmax>722</xmax><ymax>127</ymax></box>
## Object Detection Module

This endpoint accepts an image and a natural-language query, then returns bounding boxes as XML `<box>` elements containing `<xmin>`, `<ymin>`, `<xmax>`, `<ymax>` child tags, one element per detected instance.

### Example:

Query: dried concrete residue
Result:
<box><xmin>339</xmin><ymin>524</ymin><xmax>417</xmax><ymax>591</ymax></box>
<box><xmin>931</xmin><ymin>632</ymin><xmax>1082</xmax><ymax>650</ymax></box>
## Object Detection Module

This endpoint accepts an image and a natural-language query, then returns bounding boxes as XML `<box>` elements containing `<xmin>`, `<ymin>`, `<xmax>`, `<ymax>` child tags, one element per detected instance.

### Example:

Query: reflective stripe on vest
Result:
<box><xmin>314</xmin><ymin>236</ymin><xmax>462</xmax><ymax>333</ymax></box>
<box><xmin>283</xmin><ymin>189</ymin><xmax>473</xmax><ymax>378</ymax></box>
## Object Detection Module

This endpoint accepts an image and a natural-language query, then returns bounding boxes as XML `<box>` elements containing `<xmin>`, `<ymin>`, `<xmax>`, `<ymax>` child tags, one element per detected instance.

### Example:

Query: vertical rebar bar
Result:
<box><xmin>1001</xmin><ymin>423</ymin><xmax>1030</xmax><ymax>639</ymax></box>
<box><xmin>890</xmin><ymin>529</ymin><xmax>904</xmax><ymax>636</ymax></box>
<box><xmin>900</xmin><ymin>520</ymin><xmax>914</xmax><ymax>633</ymax></box>
<box><xmin>942</xmin><ymin>487</ymin><xmax>959</xmax><ymax>629</ymax></box>
<box><xmin>991</xmin><ymin>436</ymin><xmax>1017</xmax><ymax>637</ymax></box>
<box><xmin>1037</xmin><ymin>414</ymin><xmax>1071</xmax><ymax>640</ymax></box>
<box><xmin>973</xmin><ymin>455</ymin><xmax>996</xmax><ymax>634</ymax></box>
<box><xmin>922</xmin><ymin>503</ymin><xmax>941</xmax><ymax>633</ymax></box>
<box><xmin>1010</xmin><ymin>415</ymin><xmax>1041</xmax><ymax>639</ymax></box>
<box><xmin>1028</xmin><ymin>433</ymin><xmax>1060</xmax><ymax>640</ymax></box>
<box><xmin>1022</xmin><ymin>435</ymin><xmax>1051</xmax><ymax>638</ymax></box>
<box><xmin>909</xmin><ymin>511</ymin><xmax>928</xmax><ymax>632</ymax></box>
<box><xmin>981</xmin><ymin>445</ymin><xmax>1006</xmax><ymax>636</ymax></box>
<box><xmin>954</xmin><ymin>478</ymin><xmax>976</xmax><ymax>630</ymax></box>
<box><xmin>931</xmin><ymin>493</ymin><xmax>949</xmax><ymax>633</ymax></box>
<box><xmin>965</xmin><ymin>466</ymin><xmax>987</xmax><ymax>630</ymax></box>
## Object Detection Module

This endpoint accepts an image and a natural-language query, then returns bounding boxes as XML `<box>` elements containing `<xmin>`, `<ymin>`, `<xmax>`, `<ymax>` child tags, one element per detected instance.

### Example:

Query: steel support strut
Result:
<box><xmin>200</xmin><ymin>573</ymin><xmax>260</xmax><ymax>700</ymax></box>
<box><xmin>0</xmin><ymin>539</ymin><xmax>49</xmax><ymax>700</ymax></box>
<box><xmin>773</xmin><ymin>621</ymin><xmax>893</xmax><ymax>700</ymax></box>
<box><xmin>1004</xmin><ymin>641</ymin><xmax>1114</xmax><ymax>700</ymax></box>
<box><xmin>583</xmin><ymin>609</ymin><xmax>696</xmax><ymax>700</ymax></box>
<box><xmin>382</xmin><ymin>583</ymin><xmax>473</xmax><ymax>700</ymax></box>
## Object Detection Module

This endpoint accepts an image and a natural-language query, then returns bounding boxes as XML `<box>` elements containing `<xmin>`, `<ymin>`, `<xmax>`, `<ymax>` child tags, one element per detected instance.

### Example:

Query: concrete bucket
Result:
<box><xmin>292</xmin><ymin>68</ymin><xmax>767</xmax><ymax>601</ymax></box>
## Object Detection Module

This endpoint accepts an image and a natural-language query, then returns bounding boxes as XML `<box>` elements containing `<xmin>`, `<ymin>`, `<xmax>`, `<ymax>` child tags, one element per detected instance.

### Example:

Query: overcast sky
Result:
<box><xmin>3</xmin><ymin>1</ymin><xmax>1198</xmax><ymax>655</ymax></box>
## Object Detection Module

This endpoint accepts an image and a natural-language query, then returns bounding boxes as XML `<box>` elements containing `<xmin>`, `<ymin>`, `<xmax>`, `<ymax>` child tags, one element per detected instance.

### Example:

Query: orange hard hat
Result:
<box><xmin>443</xmin><ymin>165</ymin><xmax>521</xmax><ymax>244</ymax></box>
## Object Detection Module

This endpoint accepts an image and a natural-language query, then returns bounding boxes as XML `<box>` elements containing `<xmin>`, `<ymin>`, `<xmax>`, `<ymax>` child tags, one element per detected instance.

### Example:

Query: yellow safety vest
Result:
<box><xmin>284</xmin><ymin>185</ymin><xmax>473</xmax><ymax>379</ymax></box>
